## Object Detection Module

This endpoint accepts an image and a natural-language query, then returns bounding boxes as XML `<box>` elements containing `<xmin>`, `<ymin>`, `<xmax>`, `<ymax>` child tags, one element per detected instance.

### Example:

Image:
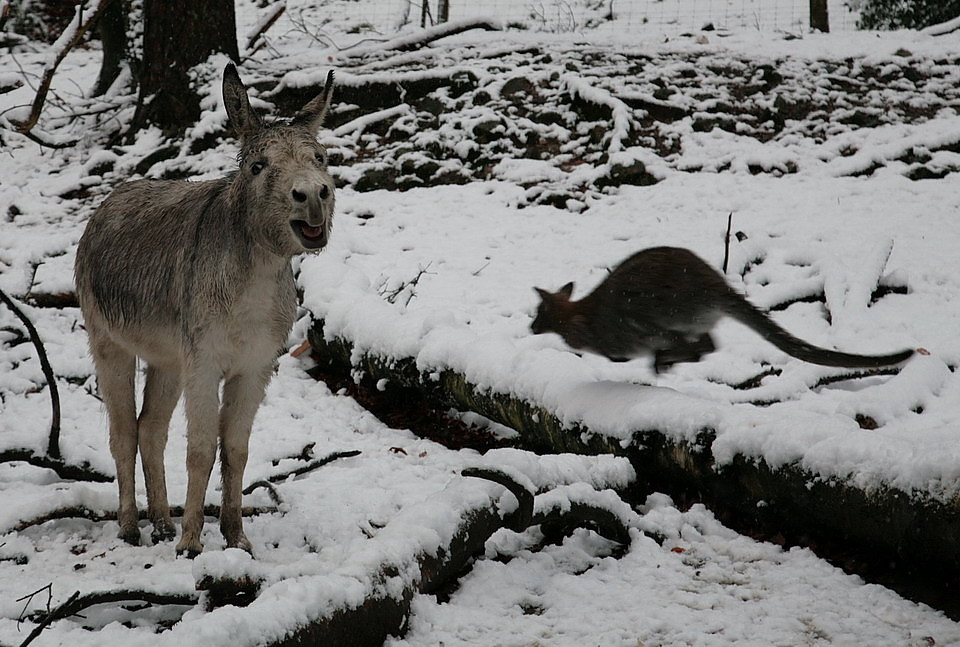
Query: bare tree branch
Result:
<box><xmin>8</xmin><ymin>0</ymin><xmax>113</xmax><ymax>135</ymax></box>
<box><xmin>0</xmin><ymin>287</ymin><xmax>62</xmax><ymax>459</ymax></box>
<box><xmin>245</xmin><ymin>3</ymin><xmax>286</xmax><ymax>52</ymax></box>
<box><xmin>18</xmin><ymin>588</ymin><xmax>198</xmax><ymax>647</ymax></box>
<box><xmin>243</xmin><ymin>449</ymin><xmax>362</xmax><ymax>495</ymax></box>
<box><xmin>9</xmin><ymin>503</ymin><xmax>275</xmax><ymax>535</ymax></box>
<box><xmin>0</xmin><ymin>449</ymin><xmax>112</xmax><ymax>483</ymax></box>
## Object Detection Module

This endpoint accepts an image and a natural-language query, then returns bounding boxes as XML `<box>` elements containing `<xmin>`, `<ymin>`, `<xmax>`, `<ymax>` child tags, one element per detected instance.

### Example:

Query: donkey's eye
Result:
<box><xmin>250</xmin><ymin>160</ymin><xmax>267</xmax><ymax>175</ymax></box>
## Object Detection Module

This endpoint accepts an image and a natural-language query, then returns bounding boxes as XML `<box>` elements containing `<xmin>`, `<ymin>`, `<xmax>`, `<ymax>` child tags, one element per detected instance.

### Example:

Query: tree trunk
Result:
<box><xmin>810</xmin><ymin>0</ymin><xmax>829</xmax><ymax>32</ymax></box>
<box><xmin>93</xmin><ymin>0</ymin><xmax>127</xmax><ymax>96</ymax></box>
<box><xmin>420</xmin><ymin>0</ymin><xmax>430</xmax><ymax>28</ymax></box>
<box><xmin>438</xmin><ymin>0</ymin><xmax>449</xmax><ymax>23</ymax></box>
<box><xmin>135</xmin><ymin>0</ymin><xmax>239</xmax><ymax>133</ymax></box>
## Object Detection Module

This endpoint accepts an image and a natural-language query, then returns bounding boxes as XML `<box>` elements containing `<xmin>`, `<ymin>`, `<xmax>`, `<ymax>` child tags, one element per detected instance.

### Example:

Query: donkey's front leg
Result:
<box><xmin>177</xmin><ymin>365</ymin><xmax>221</xmax><ymax>557</ymax></box>
<box><xmin>138</xmin><ymin>365</ymin><xmax>182</xmax><ymax>543</ymax></box>
<box><xmin>91</xmin><ymin>338</ymin><xmax>140</xmax><ymax>545</ymax></box>
<box><xmin>218</xmin><ymin>370</ymin><xmax>270</xmax><ymax>553</ymax></box>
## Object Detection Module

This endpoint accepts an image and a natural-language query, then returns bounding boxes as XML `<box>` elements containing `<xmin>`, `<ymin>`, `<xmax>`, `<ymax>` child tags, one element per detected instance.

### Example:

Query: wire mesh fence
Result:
<box><xmin>332</xmin><ymin>0</ymin><xmax>860</xmax><ymax>35</ymax></box>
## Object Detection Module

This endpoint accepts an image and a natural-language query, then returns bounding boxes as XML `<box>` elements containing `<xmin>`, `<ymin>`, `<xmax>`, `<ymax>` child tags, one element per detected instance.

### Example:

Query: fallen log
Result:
<box><xmin>185</xmin><ymin>469</ymin><xmax>644</xmax><ymax>647</ymax></box>
<box><xmin>306</xmin><ymin>319</ymin><xmax>960</xmax><ymax>609</ymax></box>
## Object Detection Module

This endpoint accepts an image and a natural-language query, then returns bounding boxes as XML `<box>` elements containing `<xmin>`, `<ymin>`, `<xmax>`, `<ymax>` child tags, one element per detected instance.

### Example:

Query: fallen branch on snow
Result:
<box><xmin>18</xmin><ymin>588</ymin><xmax>198</xmax><ymax>647</ymax></box>
<box><xmin>561</xmin><ymin>74</ymin><xmax>634</xmax><ymax>154</ymax></box>
<box><xmin>8</xmin><ymin>451</ymin><xmax>360</xmax><ymax>534</ymax></box>
<box><xmin>0</xmin><ymin>287</ymin><xmax>62</xmax><ymax>459</ymax></box>
<box><xmin>0</xmin><ymin>449</ymin><xmax>112</xmax><ymax>483</ymax></box>
<box><xmin>331</xmin><ymin>104</ymin><xmax>411</xmax><ymax>140</ymax></box>
<box><xmin>341</xmin><ymin>18</ymin><xmax>502</xmax><ymax>58</ymax></box>
<box><xmin>242</xmin><ymin>449</ymin><xmax>362</xmax><ymax>504</ymax></box>
<box><xmin>9</xmin><ymin>503</ymin><xmax>276</xmax><ymax>535</ymax></box>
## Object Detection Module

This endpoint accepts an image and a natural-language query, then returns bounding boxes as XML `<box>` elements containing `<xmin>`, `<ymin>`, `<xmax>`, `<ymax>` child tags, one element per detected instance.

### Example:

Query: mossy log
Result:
<box><xmin>307</xmin><ymin>320</ymin><xmax>960</xmax><ymax>586</ymax></box>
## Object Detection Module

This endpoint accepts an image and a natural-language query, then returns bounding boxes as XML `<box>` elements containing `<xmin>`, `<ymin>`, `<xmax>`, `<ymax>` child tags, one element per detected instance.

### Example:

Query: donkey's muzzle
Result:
<box><xmin>291</xmin><ymin>220</ymin><xmax>328</xmax><ymax>250</ymax></box>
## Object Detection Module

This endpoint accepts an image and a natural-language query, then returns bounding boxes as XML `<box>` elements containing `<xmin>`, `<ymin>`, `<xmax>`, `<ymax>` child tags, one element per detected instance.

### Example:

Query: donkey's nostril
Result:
<box><xmin>292</xmin><ymin>189</ymin><xmax>307</xmax><ymax>203</ymax></box>
<box><xmin>318</xmin><ymin>184</ymin><xmax>330</xmax><ymax>200</ymax></box>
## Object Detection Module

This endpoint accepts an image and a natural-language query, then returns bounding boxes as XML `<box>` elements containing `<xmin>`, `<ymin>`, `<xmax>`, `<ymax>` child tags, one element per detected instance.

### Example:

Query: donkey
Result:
<box><xmin>75</xmin><ymin>64</ymin><xmax>336</xmax><ymax>556</ymax></box>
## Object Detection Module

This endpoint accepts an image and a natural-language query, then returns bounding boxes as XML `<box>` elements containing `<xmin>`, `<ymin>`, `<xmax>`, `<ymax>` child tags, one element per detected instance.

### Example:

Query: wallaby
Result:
<box><xmin>531</xmin><ymin>246</ymin><xmax>914</xmax><ymax>373</ymax></box>
<box><xmin>74</xmin><ymin>64</ymin><xmax>336</xmax><ymax>556</ymax></box>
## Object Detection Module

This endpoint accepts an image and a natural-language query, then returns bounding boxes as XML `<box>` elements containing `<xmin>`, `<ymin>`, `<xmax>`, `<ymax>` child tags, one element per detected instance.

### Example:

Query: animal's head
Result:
<box><xmin>530</xmin><ymin>282</ymin><xmax>575</xmax><ymax>334</ymax></box>
<box><xmin>222</xmin><ymin>63</ymin><xmax>336</xmax><ymax>256</ymax></box>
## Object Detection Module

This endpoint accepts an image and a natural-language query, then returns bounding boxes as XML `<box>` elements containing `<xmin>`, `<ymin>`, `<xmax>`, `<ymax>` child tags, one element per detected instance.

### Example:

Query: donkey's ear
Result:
<box><xmin>291</xmin><ymin>69</ymin><xmax>335</xmax><ymax>134</ymax></box>
<box><xmin>222</xmin><ymin>63</ymin><xmax>263</xmax><ymax>142</ymax></box>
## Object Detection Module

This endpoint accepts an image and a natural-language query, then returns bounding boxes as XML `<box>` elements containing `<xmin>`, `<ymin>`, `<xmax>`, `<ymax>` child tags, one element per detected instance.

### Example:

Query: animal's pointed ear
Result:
<box><xmin>534</xmin><ymin>287</ymin><xmax>549</xmax><ymax>299</ymax></box>
<box><xmin>559</xmin><ymin>282</ymin><xmax>575</xmax><ymax>298</ymax></box>
<box><xmin>222</xmin><ymin>63</ymin><xmax>262</xmax><ymax>142</ymax></box>
<box><xmin>291</xmin><ymin>69</ymin><xmax>335</xmax><ymax>134</ymax></box>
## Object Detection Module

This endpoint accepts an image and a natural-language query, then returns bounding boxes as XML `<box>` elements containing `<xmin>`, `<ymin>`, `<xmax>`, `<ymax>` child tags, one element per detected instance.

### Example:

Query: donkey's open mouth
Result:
<box><xmin>292</xmin><ymin>220</ymin><xmax>327</xmax><ymax>249</ymax></box>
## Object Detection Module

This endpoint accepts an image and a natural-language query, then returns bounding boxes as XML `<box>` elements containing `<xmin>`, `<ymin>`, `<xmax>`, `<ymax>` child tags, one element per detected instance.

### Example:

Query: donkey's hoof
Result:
<box><xmin>151</xmin><ymin>520</ymin><xmax>177</xmax><ymax>544</ymax></box>
<box><xmin>118</xmin><ymin>526</ymin><xmax>142</xmax><ymax>546</ymax></box>
<box><xmin>226</xmin><ymin>534</ymin><xmax>253</xmax><ymax>555</ymax></box>
<box><xmin>176</xmin><ymin>537</ymin><xmax>203</xmax><ymax>558</ymax></box>
<box><xmin>175</xmin><ymin>545</ymin><xmax>202</xmax><ymax>559</ymax></box>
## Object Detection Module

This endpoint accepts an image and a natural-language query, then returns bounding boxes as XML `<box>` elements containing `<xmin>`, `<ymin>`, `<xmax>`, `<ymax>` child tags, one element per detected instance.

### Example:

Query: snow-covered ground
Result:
<box><xmin>2</xmin><ymin>1</ymin><xmax>960</xmax><ymax>645</ymax></box>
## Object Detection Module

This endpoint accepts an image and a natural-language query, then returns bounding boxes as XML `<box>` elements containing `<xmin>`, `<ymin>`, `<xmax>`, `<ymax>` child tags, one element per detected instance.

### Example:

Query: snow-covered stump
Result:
<box><xmin>306</xmin><ymin>320</ymin><xmax>960</xmax><ymax>581</ymax></box>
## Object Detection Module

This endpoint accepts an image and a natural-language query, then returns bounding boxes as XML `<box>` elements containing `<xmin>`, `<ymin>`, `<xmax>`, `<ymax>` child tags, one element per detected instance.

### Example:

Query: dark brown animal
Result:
<box><xmin>531</xmin><ymin>246</ymin><xmax>914</xmax><ymax>373</ymax></box>
<box><xmin>75</xmin><ymin>64</ymin><xmax>336</xmax><ymax>556</ymax></box>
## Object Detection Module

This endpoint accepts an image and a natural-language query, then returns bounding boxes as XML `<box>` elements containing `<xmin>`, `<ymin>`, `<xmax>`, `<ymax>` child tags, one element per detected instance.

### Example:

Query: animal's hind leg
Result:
<box><xmin>654</xmin><ymin>333</ymin><xmax>717</xmax><ymax>373</ymax></box>
<box><xmin>138</xmin><ymin>365</ymin><xmax>181</xmax><ymax>543</ymax></box>
<box><xmin>218</xmin><ymin>369</ymin><xmax>271</xmax><ymax>553</ymax></box>
<box><xmin>90</xmin><ymin>336</ymin><xmax>140</xmax><ymax>545</ymax></box>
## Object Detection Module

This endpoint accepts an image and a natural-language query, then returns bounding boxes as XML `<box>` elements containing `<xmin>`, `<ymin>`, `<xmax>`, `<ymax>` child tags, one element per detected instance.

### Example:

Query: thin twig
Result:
<box><xmin>15</xmin><ymin>127</ymin><xmax>79</xmax><ymax>149</ymax></box>
<box><xmin>16</xmin><ymin>583</ymin><xmax>53</xmax><ymax>632</ymax></box>
<box><xmin>242</xmin><ymin>480</ymin><xmax>283</xmax><ymax>505</ymax></box>
<box><xmin>19</xmin><ymin>590</ymin><xmax>75</xmax><ymax>647</ymax></box>
<box><xmin>243</xmin><ymin>450</ymin><xmax>361</xmax><ymax>495</ymax></box>
<box><xmin>471</xmin><ymin>259</ymin><xmax>491</xmax><ymax>276</ymax></box>
<box><xmin>722</xmin><ymin>211</ymin><xmax>733</xmax><ymax>274</ymax></box>
<box><xmin>811</xmin><ymin>367</ymin><xmax>902</xmax><ymax>389</ymax></box>
<box><xmin>378</xmin><ymin>263</ymin><xmax>434</xmax><ymax>306</ymax></box>
<box><xmin>0</xmin><ymin>288</ymin><xmax>61</xmax><ymax>459</ymax></box>
<box><xmin>19</xmin><ymin>589</ymin><xmax>198</xmax><ymax>647</ymax></box>
<box><xmin>271</xmin><ymin>442</ymin><xmax>316</xmax><ymax>465</ymax></box>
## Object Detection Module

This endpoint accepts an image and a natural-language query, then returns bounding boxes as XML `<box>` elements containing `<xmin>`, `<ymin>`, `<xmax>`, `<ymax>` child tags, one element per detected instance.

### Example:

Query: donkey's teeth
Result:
<box><xmin>294</xmin><ymin>221</ymin><xmax>323</xmax><ymax>239</ymax></box>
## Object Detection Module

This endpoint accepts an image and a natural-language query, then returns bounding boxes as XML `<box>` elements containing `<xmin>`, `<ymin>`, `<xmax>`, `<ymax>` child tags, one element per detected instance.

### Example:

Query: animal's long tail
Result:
<box><xmin>725</xmin><ymin>294</ymin><xmax>915</xmax><ymax>368</ymax></box>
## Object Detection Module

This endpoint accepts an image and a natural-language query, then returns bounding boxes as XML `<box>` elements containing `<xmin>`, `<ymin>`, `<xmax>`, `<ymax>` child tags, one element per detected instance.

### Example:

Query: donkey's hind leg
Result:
<box><xmin>90</xmin><ymin>336</ymin><xmax>140</xmax><ymax>545</ymax></box>
<box><xmin>138</xmin><ymin>365</ymin><xmax>182</xmax><ymax>543</ymax></box>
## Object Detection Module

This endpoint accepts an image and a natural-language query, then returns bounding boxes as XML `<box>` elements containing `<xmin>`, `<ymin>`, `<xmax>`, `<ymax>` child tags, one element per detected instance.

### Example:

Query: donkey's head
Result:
<box><xmin>222</xmin><ymin>63</ymin><xmax>336</xmax><ymax>256</ymax></box>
